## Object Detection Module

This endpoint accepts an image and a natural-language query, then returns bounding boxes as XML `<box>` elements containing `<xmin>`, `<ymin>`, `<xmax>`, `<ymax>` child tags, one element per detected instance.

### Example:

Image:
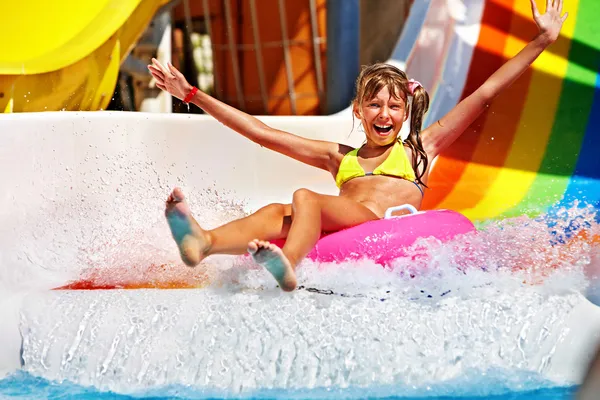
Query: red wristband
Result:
<box><xmin>183</xmin><ymin>86</ymin><xmax>198</xmax><ymax>103</ymax></box>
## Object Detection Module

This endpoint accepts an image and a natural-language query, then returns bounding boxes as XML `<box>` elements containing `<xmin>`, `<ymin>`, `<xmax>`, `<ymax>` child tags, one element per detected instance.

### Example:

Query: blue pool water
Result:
<box><xmin>0</xmin><ymin>371</ymin><xmax>579</xmax><ymax>399</ymax></box>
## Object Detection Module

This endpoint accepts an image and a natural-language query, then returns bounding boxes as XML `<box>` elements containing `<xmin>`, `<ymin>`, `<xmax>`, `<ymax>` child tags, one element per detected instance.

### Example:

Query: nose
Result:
<box><xmin>379</xmin><ymin>106</ymin><xmax>390</xmax><ymax>119</ymax></box>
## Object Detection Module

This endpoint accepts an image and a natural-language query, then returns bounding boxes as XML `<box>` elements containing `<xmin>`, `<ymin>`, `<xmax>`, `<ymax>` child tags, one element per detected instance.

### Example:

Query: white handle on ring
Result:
<box><xmin>384</xmin><ymin>204</ymin><xmax>418</xmax><ymax>219</ymax></box>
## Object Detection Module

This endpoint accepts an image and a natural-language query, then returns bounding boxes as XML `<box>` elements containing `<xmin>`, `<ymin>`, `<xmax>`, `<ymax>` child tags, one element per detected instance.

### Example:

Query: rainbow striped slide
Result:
<box><xmin>397</xmin><ymin>0</ymin><xmax>600</xmax><ymax>221</ymax></box>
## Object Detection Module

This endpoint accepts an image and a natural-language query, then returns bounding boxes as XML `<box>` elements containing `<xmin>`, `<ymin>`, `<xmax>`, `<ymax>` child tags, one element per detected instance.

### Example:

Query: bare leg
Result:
<box><xmin>207</xmin><ymin>202</ymin><xmax>292</xmax><ymax>255</ymax></box>
<box><xmin>247</xmin><ymin>189</ymin><xmax>379</xmax><ymax>291</ymax></box>
<box><xmin>165</xmin><ymin>187</ymin><xmax>291</xmax><ymax>266</ymax></box>
<box><xmin>166</xmin><ymin>187</ymin><xmax>378</xmax><ymax>291</ymax></box>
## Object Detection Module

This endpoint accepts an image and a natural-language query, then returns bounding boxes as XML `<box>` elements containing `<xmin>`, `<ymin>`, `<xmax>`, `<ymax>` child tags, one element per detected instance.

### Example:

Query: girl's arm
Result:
<box><xmin>421</xmin><ymin>0</ymin><xmax>568</xmax><ymax>159</ymax></box>
<box><xmin>148</xmin><ymin>59</ymin><xmax>340</xmax><ymax>172</ymax></box>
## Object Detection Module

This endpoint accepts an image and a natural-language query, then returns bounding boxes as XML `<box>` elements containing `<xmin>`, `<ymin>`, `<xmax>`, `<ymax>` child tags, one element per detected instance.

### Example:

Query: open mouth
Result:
<box><xmin>374</xmin><ymin>124</ymin><xmax>393</xmax><ymax>134</ymax></box>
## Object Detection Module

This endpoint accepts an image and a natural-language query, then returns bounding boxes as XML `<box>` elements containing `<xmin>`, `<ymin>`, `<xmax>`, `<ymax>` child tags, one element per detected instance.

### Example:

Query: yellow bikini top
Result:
<box><xmin>335</xmin><ymin>140</ymin><xmax>416</xmax><ymax>188</ymax></box>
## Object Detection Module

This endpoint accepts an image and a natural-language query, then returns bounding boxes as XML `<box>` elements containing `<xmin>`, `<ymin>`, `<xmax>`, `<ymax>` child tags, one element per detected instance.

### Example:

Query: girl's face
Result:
<box><xmin>354</xmin><ymin>85</ymin><xmax>409</xmax><ymax>147</ymax></box>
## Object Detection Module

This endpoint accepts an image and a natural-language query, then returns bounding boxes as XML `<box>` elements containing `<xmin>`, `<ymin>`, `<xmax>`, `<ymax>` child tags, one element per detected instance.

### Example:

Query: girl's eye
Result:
<box><xmin>369</xmin><ymin>103</ymin><xmax>380</xmax><ymax>107</ymax></box>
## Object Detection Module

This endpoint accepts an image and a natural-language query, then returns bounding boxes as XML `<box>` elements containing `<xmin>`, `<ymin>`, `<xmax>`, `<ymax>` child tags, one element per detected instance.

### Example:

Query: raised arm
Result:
<box><xmin>148</xmin><ymin>59</ymin><xmax>340</xmax><ymax>172</ymax></box>
<box><xmin>421</xmin><ymin>0</ymin><xmax>568</xmax><ymax>159</ymax></box>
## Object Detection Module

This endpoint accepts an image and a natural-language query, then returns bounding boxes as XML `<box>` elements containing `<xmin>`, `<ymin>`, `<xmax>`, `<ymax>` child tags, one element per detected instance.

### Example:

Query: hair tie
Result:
<box><xmin>408</xmin><ymin>79</ymin><xmax>422</xmax><ymax>95</ymax></box>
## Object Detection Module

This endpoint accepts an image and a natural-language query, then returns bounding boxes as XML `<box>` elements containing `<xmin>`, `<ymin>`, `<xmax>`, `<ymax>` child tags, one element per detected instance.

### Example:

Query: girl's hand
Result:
<box><xmin>530</xmin><ymin>0</ymin><xmax>568</xmax><ymax>43</ymax></box>
<box><xmin>148</xmin><ymin>58</ymin><xmax>194</xmax><ymax>101</ymax></box>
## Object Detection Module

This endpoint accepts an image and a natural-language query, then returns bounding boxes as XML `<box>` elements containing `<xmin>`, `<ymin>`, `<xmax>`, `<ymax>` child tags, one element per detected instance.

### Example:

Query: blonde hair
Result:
<box><xmin>352</xmin><ymin>63</ymin><xmax>430</xmax><ymax>186</ymax></box>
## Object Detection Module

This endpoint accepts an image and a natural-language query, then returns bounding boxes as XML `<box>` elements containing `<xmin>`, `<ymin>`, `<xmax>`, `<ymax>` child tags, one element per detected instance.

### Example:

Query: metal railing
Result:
<box><xmin>200</xmin><ymin>0</ymin><xmax>326</xmax><ymax>115</ymax></box>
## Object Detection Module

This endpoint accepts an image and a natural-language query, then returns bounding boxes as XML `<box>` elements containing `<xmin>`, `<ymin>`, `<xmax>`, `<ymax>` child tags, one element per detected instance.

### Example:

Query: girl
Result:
<box><xmin>148</xmin><ymin>0</ymin><xmax>567</xmax><ymax>292</ymax></box>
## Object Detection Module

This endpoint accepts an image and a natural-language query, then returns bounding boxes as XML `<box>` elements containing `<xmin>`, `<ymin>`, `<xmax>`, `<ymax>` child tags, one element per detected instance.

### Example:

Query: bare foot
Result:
<box><xmin>247</xmin><ymin>239</ymin><xmax>297</xmax><ymax>291</ymax></box>
<box><xmin>165</xmin><ymin>187</ymin><xmax>212</xmax><ymax>267</ymax></box>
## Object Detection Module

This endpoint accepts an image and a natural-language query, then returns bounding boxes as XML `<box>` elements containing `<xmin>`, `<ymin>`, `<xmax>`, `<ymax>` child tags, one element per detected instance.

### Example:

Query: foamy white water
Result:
<box><xmin>17</xmin><ymin>261</ymin><xmax>598</xmax><ymax>395</ymax></box>
<box><xmin>15</xmin><ymin>202</ymin><xmax>600</xmax><ymax>394</ymax></box>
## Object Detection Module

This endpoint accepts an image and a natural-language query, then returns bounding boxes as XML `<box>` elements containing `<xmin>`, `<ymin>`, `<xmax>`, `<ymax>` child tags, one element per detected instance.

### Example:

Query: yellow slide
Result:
<box><xmin>0</xmin><ymin>0</ymin><xmax>168</xmax><ymax>113</ymax></box>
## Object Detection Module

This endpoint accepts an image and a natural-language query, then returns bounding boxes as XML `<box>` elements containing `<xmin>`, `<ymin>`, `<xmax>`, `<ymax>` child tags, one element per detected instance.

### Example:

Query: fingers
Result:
<box><xmin>151</xmin><ymin>57</ymin><xmax>169</xmax><ymax>75</ymax></box>
<box><xmin>167</xmin><ymin>62</ymin><xmax>181</xmax><ymax>77</ymax></box>
<box><xmin>148</xmin><ymin>68</ymin><xmax>165</xmax><ymax>86</ymax></box>
<box><xmin>148</xmin><ymin>58</ymin><xmax>189</xmax><ymax>96</ymax></box>
<box><xmin>546</xmin><ymin>0</ymin><xmax>551</xmax><ymax>12</ymax></box>
<box><xmin>530</xmin><ymin>0</ymin><xmax>540</xmax><ymax>16</ymax></box>
<box><xmin>150</xmin><ymin>76</ymin><xmax>165</xmax><ymax>91</ymax></box>
<box><xmin>562</xmin><ymin>11</ymin><xmax>569</xmax><ymax>22</ymax></box>
<box><xmin>148</xmin><ymin>64</ymin><xmax>163</xmax><ymax>78</ymax></box>
<box><xmin>558</xmin><ymin>0</ymin><xmax>563</xmax><ymax>13</ymax></box>
<box><xmin>530</xmin><ymin>0</ymin><xmax>540</xmax><ymax>17</ymax></box>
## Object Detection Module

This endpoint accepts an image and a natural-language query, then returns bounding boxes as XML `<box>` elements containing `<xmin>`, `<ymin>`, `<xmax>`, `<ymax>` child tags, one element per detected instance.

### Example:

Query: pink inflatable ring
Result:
<box><xmin>274</xmin><ymin>205</ymin><xmax>476</xmax><ymax>266</ymax></box>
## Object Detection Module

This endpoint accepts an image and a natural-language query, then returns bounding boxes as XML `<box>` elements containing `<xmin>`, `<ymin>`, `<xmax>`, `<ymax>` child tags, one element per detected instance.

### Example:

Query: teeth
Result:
<box><xmin>375</xmin><ymin>124</ymin><xmax>392</xmax><ymax>129</ymax></box>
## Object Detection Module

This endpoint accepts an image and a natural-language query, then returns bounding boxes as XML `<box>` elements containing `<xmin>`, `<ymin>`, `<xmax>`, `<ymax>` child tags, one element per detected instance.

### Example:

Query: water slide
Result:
<box><xmin>1</xmin><ymin>0</ymin><xmax>600</xmax><ymax>397</ymax></box>
<box><xmin>0</xmin><ymin>0</ymin><xmax>168</xmax><ymax>113</ymax></box>
<box><xmin>399</xmin><ymin>0</ymin><xmax>600</xmax><ymax>221</ymax></box>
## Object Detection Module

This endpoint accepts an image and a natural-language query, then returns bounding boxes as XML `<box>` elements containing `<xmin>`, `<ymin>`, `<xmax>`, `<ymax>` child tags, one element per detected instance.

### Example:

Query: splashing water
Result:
<box><xmin>43</xmin><ymin>188</ymin><xmax>600</xmax><ymax>305</ymax></box>
<box><xmin>2</xmin><ymin>130</ymin><xmax>597</xmax><ymax>298</ymax></box>
<box><xmin>2</xmin><ymin>142</ymin><xmax>600</xmax><ymax>397</ymax></box>
<box><xmin>162</xmin><ymin>200</ymin><xmax>599</xmax><ymax>301</ymax></box>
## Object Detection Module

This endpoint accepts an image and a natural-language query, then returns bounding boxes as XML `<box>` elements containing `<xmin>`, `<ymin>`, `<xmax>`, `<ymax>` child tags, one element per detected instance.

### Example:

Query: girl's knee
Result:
<box><xmin>292</xmin><ymin>188</ymin><xmax>317</xmax><ymax>204</ymax></box>
<box><xmin>259</xmin><ymin>203</ymin><xmax>288</xmax><ymax>217</ymax></box>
